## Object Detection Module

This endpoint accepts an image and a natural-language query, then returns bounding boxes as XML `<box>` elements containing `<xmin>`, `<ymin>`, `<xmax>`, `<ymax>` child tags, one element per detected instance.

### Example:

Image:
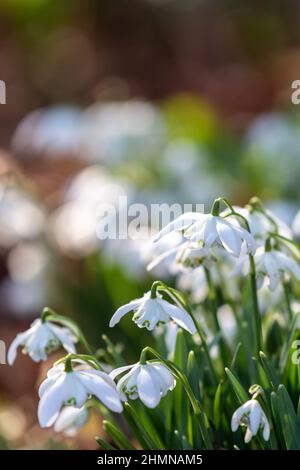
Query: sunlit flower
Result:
<box><xmin>109</xmin><ymin>291</ymin><xmax>196</xmax><ymax>334</ymax></box>
<box><xmin>225</xmin><ymin>206</ymin><xmax>292</xmax><ymax>242</ymax></box>
<box><xmin>54</xmin><ymin>405</ymin><xmax>89</xmax><ymax>436</ymax></box>
<box><xmin>154</xmin><ymin>213</ymin><xmax>256</xmax><ymax>258</ymax></box>
<box><xmin>110</xmin><ymin>361</ymin><xmax>176</xmax><ymax>408</ymax></box>
<box><xmin>8</xmin><ymin>319</ymin><xmax>77</xmax><ymax>365</ymax></box>
<box><xmin>38</xmin><ymin>363</ymin><xmax>123</xmax><ymax>427</ymax></box>
<box><xmin>231</xmin><ymin>399</ymin><xmax>270</xmax><ymax>443</ymax></box>
<box><xmin>255</xmin><ymin>247</ymin><xmax>300</xmax><ymax>291</ymax></box>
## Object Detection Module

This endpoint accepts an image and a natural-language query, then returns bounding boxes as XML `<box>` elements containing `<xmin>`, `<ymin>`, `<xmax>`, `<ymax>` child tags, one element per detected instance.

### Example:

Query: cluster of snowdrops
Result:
<box><xmin>8</xmin><ymin>197</ymin><xmax>300</xmax><ymax>449</ymax></box>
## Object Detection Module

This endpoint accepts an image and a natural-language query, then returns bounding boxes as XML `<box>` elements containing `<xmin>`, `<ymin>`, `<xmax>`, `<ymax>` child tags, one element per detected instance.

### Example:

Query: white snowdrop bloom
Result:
<box><xmin>292</xmin><ymin>210</ymin><xmax>300</xmax><ymax>239</ymax></box>
<box><xmin>109</xmin><ymin>291</ymin><xmax>196</xmax><ymax>334</ymax></box>
<box><xmin>8</xmin><ymin>319</ymin><xmax>77</xmax><ymax>365</ymax></box>
<box><xmin>154</xmin><ymin>213</ymin><xmax>256</xmax><ymax>258</ymax></box>
<box><xmin>110</xmin><ymin>362</ymin><xmax>176</xmax><ymax>408</ymax></box>
<box><xmin>231</xmin><ymin>399</ymin><xmax>270</xmax><ymax>443</ymax></box>
<box><xmin>38</xmin><ymin>363</ymin><xmax>123</xmax><ymax>427</ymax></box>
<box><xmin>53</xmin><ymin>406</ymin><xmax>89</xmax><ymax>436</ymax></box>
<box><xmin>255</xmin><ymin>247</ymin><xmax>300</xmax><ymax>291</ymax></box>
<box><xmin>227</xmin><ymin>206</ymin><xmax>292</xmax><ymax>242</ymax></box>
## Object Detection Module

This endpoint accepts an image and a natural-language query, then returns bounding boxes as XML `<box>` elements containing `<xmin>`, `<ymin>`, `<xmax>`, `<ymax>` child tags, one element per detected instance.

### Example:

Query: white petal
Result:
<box><xmin>38</xmin><ymin>373</ymin><xmax>64</xmax><ymax>398</ymax></box>
<box><xmin>235</xmin><ymin>226</ymin><xmax>256</xmax><ymax>255</ymax></box>
<box><xmin>244</xmin><ymin>427</ymin><xmax>253</xmax><ymax>443</ymax></box>
<box><xmin>38</xmin><ymin>374</ymin><xmax>69</xmax><ymax>427</ymax></box>
<box><xmin>77</xmin><ymin>371</ymin><xmax>123</xmax><ymax>413</ymax></box>
<box><xmin>153</xmin><ymin>213</ymin><xmax>203</xmax><ymax>243</ymax></box>
<box><xmin>157</xmin><ymin>298</ymin><xmax>196</xmax><ymax>334</ymax></box>
<box><xmin>7</xmin><ymin>330</ymin><xmax>32</xmax><ymax>365</ymax></box>
<box><xmin>137</xmin><ymin>365</ymin><xmax>161</xmax><ymax>408</ymax></box>
<box><xmin>109</xmin><ymin>298</ymin><xmax>144</xmax><ymax>327</ymax></box>
<box><xmin>277</xmin><ymin>252</ymin><xmax>300</xmax><ymax>281</ymax></box>
<box><xmin>109</xmin><ymin>363</ymin><xmax>136</xmax><ymax>381</ymax></box>
<box><xmin>216</xmin><ymin>218</ymin><xmax>242</xmax><ymax>257</ymax></box>
<box><xmin>47</xmin><ymin>323</ymin><xmax>77</xmax><ymax>354</ymax></box>
<box><xmin>147</xmin><ymin>245</ymin><xmax>181</xmax><ymax>272</ymax></box>
<box><xmin>262</xmin><ymin>418</ymin><xmax>270</xmax><ymax>441</ymax></box>
<box><xmin>151</xmin><ymin>363</ymin><xmax>176</xmax><ymax>393</ymax></box>
<box><xmin>54</xmin><ymin>406</ymin><xmax>88</xmax><ymax>434</ymax></box>
<box><xmin>249</xmin><ymin>401</ymin><xmax>262</xmax><ymax>435</ymax></box>
<box><xmin>231</xmin><ymin>401</ymin><xmax>251</xmax><ymax>432</ymax></box>
<box><xmin>203</xmin><ymin>217</ymin><xmax>218</xmax><ymax>247</ymax></box>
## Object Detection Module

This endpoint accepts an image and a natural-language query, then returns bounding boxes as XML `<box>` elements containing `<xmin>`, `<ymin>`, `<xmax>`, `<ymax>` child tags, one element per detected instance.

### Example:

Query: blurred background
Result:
<box><xmin>1</xmin><ymin>0</ymin><xmax>300</xmax><ymax>449</ymax></box>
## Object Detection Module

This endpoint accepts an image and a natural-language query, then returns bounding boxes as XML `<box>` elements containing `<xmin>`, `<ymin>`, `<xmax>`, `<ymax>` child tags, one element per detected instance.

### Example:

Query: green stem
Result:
<box><xmin>204</xmin><ymin>267</ymin><xmax>228</xmax><ymax>366</ymax></box>
<box><xmin>283</xmin><ymin>281</ymin><xmax>293</xmax><ymax>322</ymax></box>
<box><xmin>249</xmin><ymin>255</ymin><xmax>262</xmax><ymax>354</ymax></box>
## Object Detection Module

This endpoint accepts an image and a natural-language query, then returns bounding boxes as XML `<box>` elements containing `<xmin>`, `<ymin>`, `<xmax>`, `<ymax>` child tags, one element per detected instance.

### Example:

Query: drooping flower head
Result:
<box><xmin>231</xmin><ymin>399</ymin><xmax>270</xmax><ymax>443</ymax></box>
<box><xmin>110</xmin><ymin>361</ymin><xmax>176</xmax><ymax>408</ymax></box>
<box><xmin>38</xmin><ymin>361</ymin><xmax>123</xmax><ymax>428</ymax></box>
<box><xmin>8</xmin><ymin>318</ymin><xmax>77</xmax><ymax>365</ymax></box>
<box><xmin>109</xmin><ymin>290</ymin><xmax>196</xmax><ymax>334</ymax></box>
<box><xmin>255</xmin><ymin>246</ymin><xmax>300</xmax><ymax>291</ymax></box>
<box><xmin>154</xmin><ymin>210</ymin><xmax>256</xmax><ymax>258</ymax></box>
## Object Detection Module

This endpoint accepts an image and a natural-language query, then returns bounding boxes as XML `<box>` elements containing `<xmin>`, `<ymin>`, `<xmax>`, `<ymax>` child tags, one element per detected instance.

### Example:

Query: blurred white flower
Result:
<box><xmin>12</xmin><ymin>106</ymin><xmax>82</xmax><ymax>158</ymax></box>
<box><xmin>8</xmin><ymin>319</ymin><xmax>77</xmax><ymax>365</ymax></box>
<box><xmin>255</xmin><ymin>247</ymin><xmax>300</xmax><ymax>291</ymax></box>
<box><xmin>110</xmin><ymin>361</ymin><xmax>176</xmax><ymax>408</ymax></box>
<box><xmin>109</xmin><ymin>291</ymin><xmax>196</xmax><ymax>334</ymax></box>
<box><xmin>230</xmin><ymin>206</ymin><xmax>292</xmax><ymax>242</ymax></box>
<box><xmin>176</xmin><ymin>266</ymin><xmax>208</xmax><ymax>303</ymax></box>
<box><xmin>0</xmin><ymin>185</ymin><xmax>45</xmax><ymax>249</ymax></box>
<box><xmin>153</xmin><ymin>322</ymin><xmax>179</xmax><ymax>357</ymax></box>
<box><xmin>79</xmin><ymin>101</ymin><xmax>165</xmax><ymax>164</ymax></box>
<box><xmin>292</xmin><ymin>209</ymin><xmax>300</xmax><ymax>239</ymax></box>
<box><xmin>231</xmin><ymin>399</ymin><xmax>270</xmax><ymax>443</ymax></box>
<box><xmin>154</xmin><ymin>213</ymin><xmax>256</xmax><ymax>258</ymax></box>
<box><xmin>38</xmin><ymin>363</ymin><xmax>123</xmax><ymax>427</ymax></box>
<box><xmin>217</xmin><ymin>304</ymin><xmax>236</xmax><ymax>343</ymax></box>
<box><xmin>54</xmin><ymin>406</ymin><xmax>89</xmax><ymax>436</ymax></box>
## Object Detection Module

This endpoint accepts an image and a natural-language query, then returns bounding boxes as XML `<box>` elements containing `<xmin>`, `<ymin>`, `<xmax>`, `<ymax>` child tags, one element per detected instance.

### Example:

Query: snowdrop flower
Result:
<box><xmin>38</xmin><ymin>362</ymin><xmax>123</xmax><ymax>427</ymax></box>
<box><xmin>255</xmin><ymin>246</ymin><xmax>300</xmax><ymax>291</ymax></box>
<box><xmin>227</xmin><ymin>205</ymin><xmax>292</xmax><ymax>243</ymax></box>
<box><xmin>231</xmin><ymin>399</ymin><xmax>270</xmax><ymax>443</ymax></box>
<box><xmin>109</xmin><ymin>291</ymin><xmax>196</xmax><ymax>334</ymax></box>
<box><xmin>154</xmin><ymin>212</ymin><xmax>256</xmax><ymax>258</ymax></box>
<box><xmin>53</xmin><ymin>406</ymin><xmax>89</xmax><ymax>436</ymax></box>
<box><xmin>110</xmin><ymin>361</ymin><xmax>176</xmax><ymax>408</ymax></box>
<box><xmin>8</xmin><ymin>319</ymin><xmax>77</xmax><ymax>365</ymax></box>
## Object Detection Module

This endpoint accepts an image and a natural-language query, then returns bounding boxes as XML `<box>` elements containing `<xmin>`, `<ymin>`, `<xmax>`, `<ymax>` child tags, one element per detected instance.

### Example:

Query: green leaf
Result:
<box><xmin>213</xmin><ymin>380</ymin><xmax>223</xmax><ymax>430</ymax></box>
<box><xmin>280</xmin><ymin>312</ymin><xmax>300</xmax><ymax>373</ymax></box>
<box><xmin>95</xmin><ymin>436</ymin><xmax>117</xmax><ymax>450</ymax></box>
<box><xmin>276</xmin><ymin>385</ymin><xmax>300</xmax><ymax>450</ymax></box>
<box><xmin>124</xmin><ymin>403</ymin><xmax>161</xmax><ymax>450</ymax></box>
<box><xmin>259</xmin><ymin>351</ymin><xmax>279</xmax><ymax>390</ymax></box>
<box><xmin>103</xmin><ymin>420</ymin><xmax>135</xmax><ymax>450</ymax></box>
<box><xmin>225</xmin><ymin>367</ymin><xmax>248</xmax><ymax>404</ymax></box>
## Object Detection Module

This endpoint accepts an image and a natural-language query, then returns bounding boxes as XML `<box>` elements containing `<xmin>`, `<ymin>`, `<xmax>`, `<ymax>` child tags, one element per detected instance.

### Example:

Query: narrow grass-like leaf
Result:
<box><xmin>103</xmin><ymin>420</ymin><xmax>135</xmax><ymax>450</ymax></box>
<box><xmin>95</xmin><ymin>436</ymin><xmax>117</xmax><ymax>450</ymax></box>
<box><xmin>225</xmin><ymin>367</ymin><xmax>248</xmax><ymax>404</ymax></box>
